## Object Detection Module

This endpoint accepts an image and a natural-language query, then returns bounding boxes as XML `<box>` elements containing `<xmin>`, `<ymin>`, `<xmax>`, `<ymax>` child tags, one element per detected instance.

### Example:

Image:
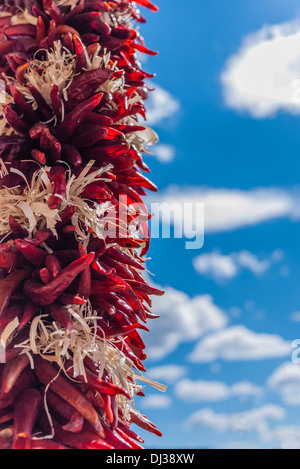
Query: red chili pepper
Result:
<box><xmin>1</xmin><ymin>354</ymin><xmax>29</xmax><ymax>394</ymax></box>
<box><xmin>57</xmin><ymin>93</ymin><xmax>104</xmax><ymax>142</ymax></box>
<box><xmin>45</xmin><ymin>303</ymin><xmax>73</xmax><ymax>333</ymax></box>
<box><xmin>15</xmin><ymin>239</ymin><xmax>48</xmax><ymax>267</ymax></box>
<box><xmin>0</xmin><ymin>268</ymin><xmax>31</xmax><ymax>316</ymax></box>
<box><xmin>24</xmin><ymin>253</ymin><xmax>94</xmax><ymax>305</ymax></box>
<box><xmin>130</xmin><ymin>408</ymin><xmax>162</xmax><ymax>437</ymax></box>
<box><xmin>53</xmin><ymin>422</ymin><xmax>113</xmax><ymax>449</ymax></box>
<box><xmin>34</xmin><ymin>356</ymin><xmax>104</xmax><ymax>437</ymax></box>
<box><xmin>18</xmin><ymin>301</ymin><xmax>39</xmax><ymax>330</ymax></box>
<box><xmin>45</xmin><ymin>388</ymin><xmax>84</xmax><ymax>433</ymax></box>
<box><xmin>30</xmin><ymin>439</ymin><xmax>68</xmax><ymax>449</ymax></box>
<box><xmin>3</xmin><ymin>105</ymin><xmax>29</xmax><ymax>134</ymax></box>
<box><xmin>36</xmin><ymin>15</ymin><xmax>46</xmax><ymax>44</ymax></box>
<box><xmin>12</xmin><ymin>388</ymin><xmax>43</xmax><ymax>449</ymax></box>
<box><xmin>0</xmin><ymin>303</ymin><xmax>23</xmax><ymax>334</ymax></box>
<box><xmin>48</xmin><ymin>166</ymin><xmax>66</xmax><ymax>210</ymax></box>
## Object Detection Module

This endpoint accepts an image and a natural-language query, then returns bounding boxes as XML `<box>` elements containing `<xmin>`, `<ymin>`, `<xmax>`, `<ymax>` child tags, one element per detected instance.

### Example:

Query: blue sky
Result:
<box><xmin>131</xmin><ymin>0</ymin><xmax>300</xmax><ymax>449</ymax></box>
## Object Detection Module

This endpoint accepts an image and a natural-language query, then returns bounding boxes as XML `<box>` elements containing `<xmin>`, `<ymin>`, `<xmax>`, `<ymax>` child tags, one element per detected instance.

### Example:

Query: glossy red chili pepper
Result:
<box><xmin>34</xmin><ymin>356</ymin><xmax>104</xmax><ymax>436</ymax></box>
<box><xmin>24</xmin><ymin>253</ymin><xmax>94</xmax><ymax>305</ymax></box>
<box><xmin>48</xmin><ymin>166</ymin><xmax>67</xmax><ymax>210</ymax></box>
<box><xmin>12</xmin><ymin>388</ymin><xmax>43</xmax><ymax>449</ymax></box>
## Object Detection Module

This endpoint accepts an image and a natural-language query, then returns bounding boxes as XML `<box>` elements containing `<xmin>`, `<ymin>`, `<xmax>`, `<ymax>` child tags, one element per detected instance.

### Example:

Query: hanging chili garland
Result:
<box><xmin>0</xmin><ymin>0</ymin><xmax>166</xmax><ymax>449</ymax></box>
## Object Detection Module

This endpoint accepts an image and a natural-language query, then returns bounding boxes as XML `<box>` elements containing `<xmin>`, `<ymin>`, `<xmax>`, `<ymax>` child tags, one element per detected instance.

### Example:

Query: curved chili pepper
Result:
<box><xmin>24</xmin><ymin>253</ymin><xmax>94</xmax><ymax>305</ymax></box>
<box><xmin>48</xmin><ymin>166</ymin><xmax>67</xmax><ymax>210</ymax></box>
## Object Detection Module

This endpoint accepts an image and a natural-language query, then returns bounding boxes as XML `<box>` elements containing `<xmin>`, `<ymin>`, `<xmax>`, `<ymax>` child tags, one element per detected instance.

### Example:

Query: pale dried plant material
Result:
<box><xmin>11</xmin><ymin>8</ymin><xmax>37</xmax><ymax>25</ymax></box>
<box><xmin>20</xmin><ymin>41</ymin><xmax>76</xmax><ymax>109</ymax></box>
<box><xmin>13</xmin><ymin>301</ymin><xmax>166</xmax><ymax>420</ymax></box>
<box><xmin>0</xmin><ymin>160</ymin><xmax>112</xmax><ymax>244</ymax></box>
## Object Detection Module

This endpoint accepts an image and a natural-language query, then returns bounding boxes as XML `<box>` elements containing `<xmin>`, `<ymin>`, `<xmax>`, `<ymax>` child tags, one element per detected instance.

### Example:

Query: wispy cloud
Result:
<box><xmin>193</xmin><ymin>249</ymin><xmax>284</xmax><ymax>282</ymax></box>
<box><xmin>148</xmin><ymin>185</ymin><xmax>300</xmax><ymax>235</ymax></box>
<box><xmin>221</xmin><ymin>19</ymin><xmax>300</xmax><ymax>118</ymax></box>
<box><xmin>188</xmin><ymin>325</ymin><xmax>291</xmax><ymax>363</ymax></box>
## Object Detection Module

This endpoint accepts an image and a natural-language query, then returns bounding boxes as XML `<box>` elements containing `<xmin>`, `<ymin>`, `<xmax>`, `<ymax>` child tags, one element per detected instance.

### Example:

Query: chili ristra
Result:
<box><xmin>0</xmin><ymin>0</ymin><xmax>166</xmax><ymax>450</ymax></box>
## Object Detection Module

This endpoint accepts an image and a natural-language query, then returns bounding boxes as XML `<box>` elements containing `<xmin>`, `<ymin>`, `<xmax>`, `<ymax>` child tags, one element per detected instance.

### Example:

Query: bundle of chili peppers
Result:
<box><xmin>0</xmin><ymin>0</ymin><xmax>165</xmax><ymax>449</ymax></box>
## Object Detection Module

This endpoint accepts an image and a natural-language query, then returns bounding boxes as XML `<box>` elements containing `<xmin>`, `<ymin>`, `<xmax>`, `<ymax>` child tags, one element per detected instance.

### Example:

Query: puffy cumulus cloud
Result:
<box><xmin>221</xmin><ymin>20</ymin><xmax>300</xmax><ymax>118</ymax></box>
<box><xmin>147</xmin><ymin>185</ymin><xmax>300</xmax><ymax>236</ymax></box>
<box><xmin>193</xmin><ymin>249</ymin><xmax>284</xmax><ymax>282</ymax></box>
<box><xmin>150</xmin><ymin>143</ymin><xmax>176</xmax><ymax>163</ymax></box>
<box><xmin>174</xmin><ymin>378</ymin><xmax>263</xmax><ymax>402</ymax></box>
<box><xmin>184</xmin><ymin>405</ymin><xmax>286</xmax><ymax>435</ymax></box>
<box><xmin>145</xmin><ymin>85</ymin><xmax>180</xmax><ymax>126</ymax></box>
<box><xmin>267</xmin><ymin>362</ymin><xmax>300</xmax><ymax>405</ymax></box>
<box><xmin>138</xmin><ymin>394</ymin><xmax>172</xmax><ymax>409</ymax></box>
<box><xmin>147</xmin><ymin>364</ymin><xmax>187</xmax><ymax>384</ymax></box>
<box><xmin>188</xmin><ymin>325</ymin><xmax>291</xmax><ymax>363</ymax></box>
<box><xmin>142</xmin><ymin>287</ymin><xmax>228</xmax><ymax>361</ymax></box>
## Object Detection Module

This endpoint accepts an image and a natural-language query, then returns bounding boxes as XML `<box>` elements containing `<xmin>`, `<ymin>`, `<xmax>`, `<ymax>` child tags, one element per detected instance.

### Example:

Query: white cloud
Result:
<box><xmin>188</xmin><ymin>325</ymin><xmax>291</xmax><ymax>363</ymax></box>
<box><xmin>221</xmin><ymin>20</ymin><xmax>300</xmax><ymax>118</ymax></box>
<box><xmin>193</xmin><ymin>249</ymin><xmax>283</xmax><ymax>282</ymax></box>
<box><xmin>151</xmin><ymin>143</ymin><xmax>175</xmax><ymax>163</ymax></box>
<box><xmin>148</xmin><ymin>185</ymin><xmax>300</xmax><ymax>236</ymax></box>
<box><xmin>184</xmin><ymin>405</ymin><xmax>286</xmax><ymax>435</ymax></box>
<box><xmin>139</xmin><ymin>394</ymin><xmax>172</xmax><ymax>409</ymax></box>
<box><xmin>290</xmin><ymin>311</ymin><xmax>300</xmax><ymax>322</ymax></box>
<box><xmin>147</xmin><ymin>364</ymin><xmax>187</xmax><ymax>384</ymax></box>
<box><xmin>175</xmin><ymin>379</ymin><xmax>232</xmax><ymax>402</ymax></box>
<box><xmin>174</xmin><ymin>378</ymin><xmax>263</xmax><ymax>402</ymax></box>
<box><xmin>143</xmin><ymin>287</ymin><xmax>228</xmax><ymax>361</ymax></box>
<box><xmin>146</xmin><ymin>85</ymin><xmax>180</xmax><ymax>126</ymax></box>
<box><xmin>267</xmin><ymin>362</ymin><xmax>300</xmax><ymax>405</ymax></box>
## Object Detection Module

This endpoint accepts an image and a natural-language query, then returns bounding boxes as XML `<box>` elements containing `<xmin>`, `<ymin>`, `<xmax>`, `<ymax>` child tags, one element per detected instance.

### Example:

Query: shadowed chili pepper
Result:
<box><xmin>0</xmin><ymin>303</ymin><xmax>23</xmax><ymax>334</ymax></box>
<box><xmin>43</xmin><ymin>0</ymin><xmax>63</xmax><ymax>24</ymax></box>
<box><xmin>12</xmin><ymin>388</ymin><xmax>43</xmax><ymax>449</ymax></box>
<box><xmin>8</xmin><ymin>84</ymin><xmax>37</xmax><ymax>122</ymax></box>
<box><xmin>24</xmin><ymin>253</ymin><xmax>94</xmax><ymax>305</ymax></box>
<box><xmin>58</xmin><ymin>293</ymin><xmax>86</xmax><ymax>306</ymax></box>
<box><xmin>1</xmin><ymin>354</ymin><xmax>29</xmax><ymax>394</ymax></box>
<box><xmin>27</xmin><ymin>84</ymin><xmax>53</xmax><ymax>121</ymax></box>
<box><xmin>3</xmin><ymin>105</ymin><xmax>29</xmax><ymax>134</ymax></box>
<box><xmin>0</xmin><ymin>267</ymin><xmax>31</xmax><ymax>316</ymax></box>
<box><xmin>57</xmin><ymin>92</ymin><xmax>103</xmax><ymax>142</ymax></box>
<box><xmin>48</xmin><ymin>166</ymin><xmax>67</xmax><ymax>210</ymax></box>
<box><xmin>65</xmin><ymin>363</ymin><xmax>130</xmax><ymax>399</ymax></box>
<box><xmin>0</xmin><ymin>250</ymin><xmax>20</xmax><ymax>270</ymax></box>
<box><xmin>34</xmin><ymin>356</ymin><xmax>104</xmax><ymax>437</ymax></box>
<box><xmin>8</xmin><ymin>215</ymin><xmax>28</xmax><ymax>238</ymax></box>
<box><xmin>62</xmin><ymin>144</ymin><xmax>82</xmax><ymax>167</ymax></box>
<box><xmin>18</xmin><ymin>301</ymin><xmax>39</xmax><ymax>330</ymax></box>
<box><xmin>30</xmin><ymin>439</ymin><xmax>68</xmax><ymax>449</ymax></box>
<box><xmin>44</xmin><ymin>388</ymin><xmax>84</xmax><ymax>433</ymax></box>
<box><xmin>45</xmin><ymin>255</ymin><xmax>61</xmax><ymax>278</ymax></box>
<box><xmin>115</xmin><ymin>425</ymin><xmax>144</xmax><ymax>449</ymax></box>
<box><xmin>106</xmin><ymin>246</ymin><xmax>145</xmax><ymax>270</ymax></box>
<box><xmin>15</xmin><ymin>239</ymin><xmax>48</xmax><ymax>267</ymax></box>
<box><xmin>45</xmin><ymin>303</ymin><xmax>73</xmax><ymax>334</ymax></box>
<box><xmin>54</xmin><ymin>422</ymin><xmax>113</xmax><ymax>449</ymax></box>
<box><xmin>23</xmin><ymin>229</ymin><xmax>52</xmax><ymax>246</ymax></box>
<box><xmin>50</xmin><ymin>84</ymin><xmax>62</xmax><ymax>119</ymax></box>
<box><xmin>0</xmin><ymin>368</ymin><xmax>36</xmax><ymax>410</ymax></box>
